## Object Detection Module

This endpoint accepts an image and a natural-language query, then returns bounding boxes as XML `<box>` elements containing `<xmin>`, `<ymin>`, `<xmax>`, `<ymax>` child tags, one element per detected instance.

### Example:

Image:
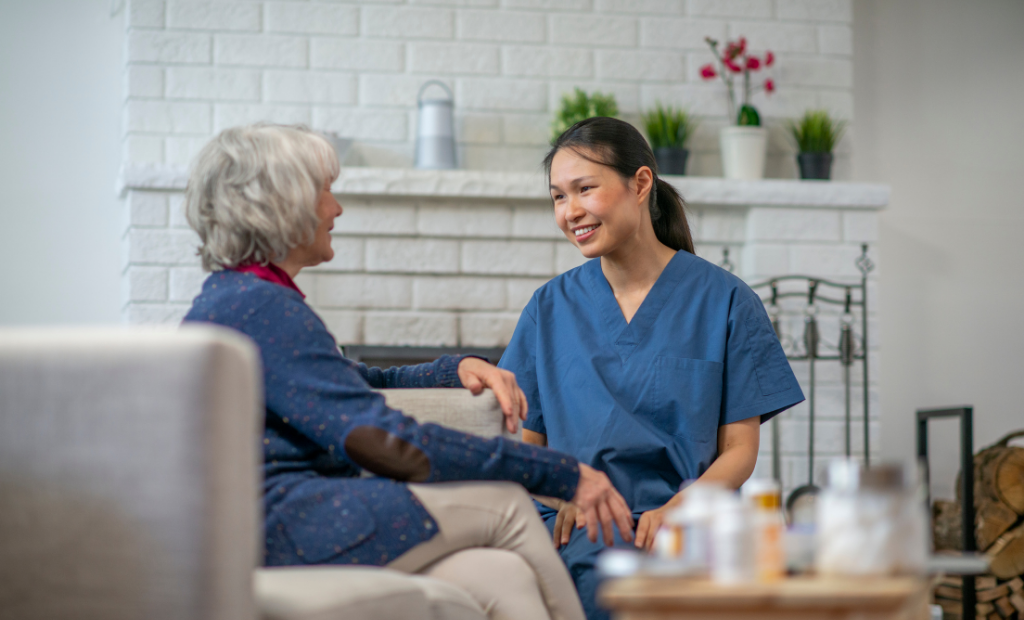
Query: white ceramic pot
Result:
<box><xmin>719</xmin><ymin>126</ymin><xmax>767</xmax><ymax>180</ymax></box>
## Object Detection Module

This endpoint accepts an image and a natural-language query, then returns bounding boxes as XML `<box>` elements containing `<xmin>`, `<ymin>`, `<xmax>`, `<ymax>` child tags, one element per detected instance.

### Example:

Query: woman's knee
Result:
<box><xmin>429</xmin><ymin>548</ymin><xmax>540</xmax><ymax>600</ymax></box>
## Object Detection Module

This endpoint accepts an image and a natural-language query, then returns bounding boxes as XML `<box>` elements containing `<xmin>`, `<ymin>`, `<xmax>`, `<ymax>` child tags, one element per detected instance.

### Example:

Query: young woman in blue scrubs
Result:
<box><xmin>498</xmin><ymin>117</ymin><xmax>804</xmax><ymax>620</ymax></box>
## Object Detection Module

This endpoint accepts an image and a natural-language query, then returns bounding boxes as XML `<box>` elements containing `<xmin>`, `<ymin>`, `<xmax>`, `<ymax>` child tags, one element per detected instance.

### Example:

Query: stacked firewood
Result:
<box><xmin>934</xmin><ymin>575</ymin><xmax>1024</xmax><ymax>619</ymax></box>
<box><xmin>933</xmin><ymin>430</ymin><xmax>1024</xmax><ymax>619</ymax></box>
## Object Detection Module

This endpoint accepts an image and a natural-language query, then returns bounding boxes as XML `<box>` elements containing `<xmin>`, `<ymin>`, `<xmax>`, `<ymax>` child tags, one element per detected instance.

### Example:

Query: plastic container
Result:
<box><xmin>711</xmin><ymin>492</ymin><xmax>754</xmax><ymax>584</ymax></box>
<box><xmin>742</xmin><ymin>479</ymin><xmax>786</xmax><ymax>582</ymax></box>
<box><xmin>816</xmin><ymin>460</ymin><xmax>928</xmax><ymax>576</ymax></box>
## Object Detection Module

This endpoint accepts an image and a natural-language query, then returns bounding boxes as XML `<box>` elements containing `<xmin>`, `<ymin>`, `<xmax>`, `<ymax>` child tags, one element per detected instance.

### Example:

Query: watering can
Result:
<box><xmin>415</xmin><ymin>80</ymin><xmax>456</xmax><ymax>169</ymax></box>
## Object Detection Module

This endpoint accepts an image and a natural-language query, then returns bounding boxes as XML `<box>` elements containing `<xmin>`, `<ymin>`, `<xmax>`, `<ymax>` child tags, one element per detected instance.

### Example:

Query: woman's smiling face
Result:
<box><xmin>549</xmin><ymin>147</ymin><xmax>652</xmax><ymax>260</ymax></box>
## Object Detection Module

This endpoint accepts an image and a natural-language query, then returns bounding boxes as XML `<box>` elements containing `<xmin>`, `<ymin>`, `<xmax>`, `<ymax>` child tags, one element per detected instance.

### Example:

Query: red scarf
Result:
<box><xmin>235</xmin><ymin>263</ymin><xmax>305</xmax><ymax>298</ymax></box>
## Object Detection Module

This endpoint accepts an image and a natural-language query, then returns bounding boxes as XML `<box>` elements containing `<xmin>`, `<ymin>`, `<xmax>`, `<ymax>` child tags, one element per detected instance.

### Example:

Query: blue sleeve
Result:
<box><xmin>355</xmin><ymin>355</ymin><xmax>467</xmax><ymax>389</ymax></box>
<box><xmin>720</xmin><ymin>292</ymin><xmax>804</xmax><ymax>426</ymax></box>
<box><xmin>498</xmin><ymin>296</ymin><xmax>545</xmax><ymax>435</ymax></box>
<box><xmin>251</xmin><ymin>294</ymin><xmax>579</xmax><ymax>500</ymax></box>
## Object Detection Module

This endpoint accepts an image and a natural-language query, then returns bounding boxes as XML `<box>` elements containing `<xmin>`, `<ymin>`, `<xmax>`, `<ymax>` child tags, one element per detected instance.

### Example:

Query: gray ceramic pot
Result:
<box><xmin>653</xmin><ymin>147</ymin><xmax>689</xmax><ymax>176</ymax></box>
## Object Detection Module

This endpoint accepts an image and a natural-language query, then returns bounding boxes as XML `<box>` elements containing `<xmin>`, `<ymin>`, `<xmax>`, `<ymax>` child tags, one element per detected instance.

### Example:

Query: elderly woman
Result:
<box><xmin>181</xmin><ymin>124</ymin><xmax>634</xmax><ymax>620</ymax></box>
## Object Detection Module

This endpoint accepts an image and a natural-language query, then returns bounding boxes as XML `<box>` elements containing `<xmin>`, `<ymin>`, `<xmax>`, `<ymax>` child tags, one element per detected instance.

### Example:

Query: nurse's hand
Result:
<box><xmin>553</xmin><ymin>502</ymin><xmax>587</xmax><ymax>549</ymax></box>
<box><xmin>634</xmin><ymin>505</ymin><xmax>671</xmax><ymax>552</ymax></box>
<box><xmin>457</xmin><ymin>357</ymin><xmax>528</xmax><ymax>433</ymax></box>
<box><xmin>572</xmin><ymin>464</ymin><xmax>635</xmax><ymax>546</ymax></box>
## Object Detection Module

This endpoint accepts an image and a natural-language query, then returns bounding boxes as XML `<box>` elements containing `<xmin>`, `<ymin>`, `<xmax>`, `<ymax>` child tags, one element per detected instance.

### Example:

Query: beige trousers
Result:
<box><xmin>387</xmin><ymin>482</ymin><xmax>586</xmax><ymax>620</ymax></box>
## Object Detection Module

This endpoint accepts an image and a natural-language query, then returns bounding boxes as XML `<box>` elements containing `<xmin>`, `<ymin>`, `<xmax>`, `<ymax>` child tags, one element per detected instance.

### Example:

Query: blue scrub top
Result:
<box><xmin>499</xmin><ymin>251</ymin><xmax>804</xmax><ymax>513</ymax></box>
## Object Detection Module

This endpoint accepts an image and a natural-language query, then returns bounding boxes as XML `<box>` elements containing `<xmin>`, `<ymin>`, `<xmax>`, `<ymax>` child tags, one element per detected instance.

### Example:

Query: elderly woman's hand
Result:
<box><xmin>457</xmin><ymin>358</ymin><xmax>527</xmax><ymax>433</ymax></box>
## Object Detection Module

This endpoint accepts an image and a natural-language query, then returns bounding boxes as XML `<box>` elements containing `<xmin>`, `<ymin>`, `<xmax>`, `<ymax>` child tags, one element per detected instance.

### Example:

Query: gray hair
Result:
<box><xmin>184</xmin><ymin>124</ymin><xmax>340</xmax><ymax>271</ymax></box>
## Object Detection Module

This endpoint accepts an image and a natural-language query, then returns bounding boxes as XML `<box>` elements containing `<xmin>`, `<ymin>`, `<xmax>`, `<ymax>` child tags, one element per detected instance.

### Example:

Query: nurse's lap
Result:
<box><xmin>539</xmin><ymin>507</ymin><xmax>640</xmax><ymax>564</ymax></box>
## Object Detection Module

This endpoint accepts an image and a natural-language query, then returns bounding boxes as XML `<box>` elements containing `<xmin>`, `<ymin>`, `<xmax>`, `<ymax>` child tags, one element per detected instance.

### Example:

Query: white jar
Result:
<box><xmin>711</xmin><ymin>493</ymin><xmax>754</xmax><ymax>584</ymax></box>
<box><xmin>816</xmin><ymin>460</ymin><xmax>928</xmax><ymax>576</ymax></box>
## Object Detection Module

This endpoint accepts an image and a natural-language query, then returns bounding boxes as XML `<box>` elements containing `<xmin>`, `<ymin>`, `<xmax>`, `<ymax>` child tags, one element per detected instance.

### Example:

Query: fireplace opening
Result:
<box><xmin>340</xmin><ymin>345</ymin><xmax>507</xmax><ymax>370</ymax></box>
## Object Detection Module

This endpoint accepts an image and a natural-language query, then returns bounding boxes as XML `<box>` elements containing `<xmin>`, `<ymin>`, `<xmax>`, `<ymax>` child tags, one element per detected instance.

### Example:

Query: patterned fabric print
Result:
<box><xmin>184</xmin><ymin>270</ymin><xmax>581</xmax><ymax>567</ymax></box>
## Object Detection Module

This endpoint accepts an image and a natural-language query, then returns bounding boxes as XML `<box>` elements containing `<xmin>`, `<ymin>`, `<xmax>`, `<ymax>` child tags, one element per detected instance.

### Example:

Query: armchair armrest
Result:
<box><xmin>378</xmin><ymin>388</ymin><xmax>519</xmax><ymax>440</ymax></box>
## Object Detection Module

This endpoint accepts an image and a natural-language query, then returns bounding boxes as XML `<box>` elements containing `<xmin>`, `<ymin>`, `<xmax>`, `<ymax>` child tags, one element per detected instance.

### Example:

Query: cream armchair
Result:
<box><xmin>0</xmin><ymin>326</ymin><xmax>511</xmax><ymax>620</ymax></box>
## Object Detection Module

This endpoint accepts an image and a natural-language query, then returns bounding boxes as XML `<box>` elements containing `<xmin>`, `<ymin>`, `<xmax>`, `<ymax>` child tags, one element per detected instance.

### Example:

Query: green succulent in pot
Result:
<box><xmin>641</xmin><ymin>103</ymin><xmax>699</xmax><ymax>175</ymax></box>
<box><xmin>551</xmin><ymin>88</ymin><xmax>619</xmax><ymax>144</ymax></box>
<box><xmin>788</xmin><ymin>109</ymin><xmax>846</xmax><ymax>180</ymax></box>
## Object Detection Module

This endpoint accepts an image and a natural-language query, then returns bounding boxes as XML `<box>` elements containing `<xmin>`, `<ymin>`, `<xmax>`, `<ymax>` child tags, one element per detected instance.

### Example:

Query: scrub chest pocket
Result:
<box><xmin>652</xmin><ymin>356</ymin><xmax>723</xmax><ymax>443</ymax></box>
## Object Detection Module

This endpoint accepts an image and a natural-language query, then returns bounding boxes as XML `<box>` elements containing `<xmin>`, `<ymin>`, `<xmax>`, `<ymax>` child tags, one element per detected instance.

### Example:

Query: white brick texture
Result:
<box><xmin>459</xmin><ymin>313</ymin><xmax>521</xmax><ymax>346</ymax></box>
<box><xmin>417</xmin><ymin>204</ymin><xmax>512</xmax><ymax>237</ymax></box>
<box><xmin>364</xmin><ymin>312</ymin><xmax>458</xmax><ymax>346</ymax></box>
<box><xmin>312</xmin><ymin>39</ymin><xmax>405</xmax><ymax>72</ymax></box>
<box><xmin>502</xmin><ymin>47</ymin><xmax>594</xmax><ymax>79</ymax></box>
<box><xmin>366</xmin><ymin>238</ymin><xmax>460</xmax><ymax>273</ymax></box>
<box><xmin>128</xmin><ymin>191</ymin><xmax>169</xmax><ymax>227</ymax></box>
<box><xmin>777</xmin><ymin>0</ymin><xmax>852</xmax><ymax>23</ymax></box>
<box><xmin>167</xmin><ymin>2</ymin><xmax>262</xmax><ymax>32</ymax></box>
<box><xmin>319</xmin><ymin>310</ymin><xmax>363</xmax><ymax>345</ymax></box>
<box><xmin>462</xmin><ymin>240</ymin><xmax>554</xmax><ymax>276</ymax></box>
<box><xmin>215</xmin><ymin>35</ymin><xmax>308</xmax><ymax>68</ymax></box>
<box><xmin>597</xmin><ymin>50</ymin><xmax>685</xmax><ymax>81</ymax></box>
<box><xmin>456</xmin><ymin>11</ymin><xmax>546</xmax><ymax>43</ymax></box>
<box><xmin>409</xmin><ymin>43</ymin><xmax>500</xmax><ymax>75</ymax></box>
<box><xmin>412</xmin><ymin>277</ymin><xmax>506</xmax><ymax>310</ymax></box>
<box><xmin>125</xmin><ymin>101</ymin><xmax>211</xmax><ymax>134</ymax></box>
<box><xmin>457</xmin><ymin>78</ymin><xmax>547</xmax><ymax>111</ymax></box>
<box><xmin>264</xmin><ymin>71</ymin><xmax>357</xmax><ymax>105</ymax></box>
<box><xmin>317</xmin><ymin>274</ymin><xmax>413</xmax><ymax>309</ymax></box>
<box><xmin>640</xmin><ymin>18</ymin><xmax>725</xmax><ymax>50</ymax></box>
<box><xmin>363</xmin><ymin>8</ymin><xmax>455</xmax><ymax>39</ymax></box>
<box><xmin>129</xmin><ymin>0</ymin><xmax>165</xmax><ymax>28</ymax></box>
<box><xmin>747</xmin><ymin>208</ymin><xmax>841</xmax><ymax>242</ymax></box>
<box><xmin>549</xmin><ymin>14</ymin><xmax>637</xmax><ymax>47</ymax></box>
<box><xmin>128</xmin><ymin>31</ymin><xmax>211</xmax><ymax>64</ymax></box>
<box><xmin>126</xmin><ymin>65</ymin><xmax>164</xmax><ymax>98</ymax></box>
<box><xmin>169</xmin><ymin>267</ymin><xmax>206</xmax><ymax>302</ymax></box>
<box><xmin>313</xmin><ymin>108</ymin><xmax>408</xmax><ymax>141</ymax></box>
<box><xmin>124</xmin><ymin>0</ymin><xmax>854</xmax><ymax>170</ymax></box>
<box><xmin>687</xmin><ymin>0</ymin><xmax>772</xmax><ymax>18</ymax></box>
<box><xmin>166</xmin><ymin>68</ymin><xmax>261</xmax><ymax>100</ymax></box>
<box><xmin>127</xmin><ymin>267</ymin><xmax>169</xmax><ymax>302</ymax></box>
<box><xmin>266</xmin><ymin>3</ymin><xmax>358</xmax><ymax>36</ymax></box>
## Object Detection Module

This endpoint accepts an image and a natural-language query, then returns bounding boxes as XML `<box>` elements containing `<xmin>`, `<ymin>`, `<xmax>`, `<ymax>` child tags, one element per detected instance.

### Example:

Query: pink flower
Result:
<box><xmin>700</xmin><ymin>64</ymin><xmax>717</xmax><ymax>79</ymax></box>
<box><xmin>764</xmin><ymin>79</ymin><xmax>775</xmax><ymax>93</ymax></box>
<box><xmin>765</xmin><ymin>51</ymin><xmax>775</xmax><ymax>67</ymax></box>
<box><xmin>746</xmin><ymin>56</ymin><xmax>761</xmax><ymax>70</ymax></box>
<box><xmin>724</xmin><ymin>58</ymin><xmax>742</xmax><ymax>73</ymax></box>
<box><xmin>737</xmin><ymin>37</ymin><xmax>747</xmax><ymax>55</ymax></box>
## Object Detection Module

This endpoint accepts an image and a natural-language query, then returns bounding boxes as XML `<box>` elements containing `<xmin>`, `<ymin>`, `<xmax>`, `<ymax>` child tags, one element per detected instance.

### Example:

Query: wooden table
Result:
<box><xmin>600</xmin><ymin>575</ymin><xmax>933</xmax><ymax>620</ymax></box>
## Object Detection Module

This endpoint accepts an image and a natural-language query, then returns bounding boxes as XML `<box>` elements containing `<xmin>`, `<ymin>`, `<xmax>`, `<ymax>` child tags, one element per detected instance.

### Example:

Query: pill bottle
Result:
<box><xmin>742</xmin><ymin>478</ymin><xmax>786</xmax><ymax>582</ymax></box>
<box><xmin>711</xmin><ymin>492</ymin><xmax>754</xmax><ymax>584</ymax></box>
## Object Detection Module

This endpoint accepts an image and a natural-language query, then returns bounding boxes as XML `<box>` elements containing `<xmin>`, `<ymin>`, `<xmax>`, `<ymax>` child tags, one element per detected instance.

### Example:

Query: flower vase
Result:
<box><xmin>720</xmin><ymin>126</ymin><xmax>767</xmax><ymax>180</ymax></box>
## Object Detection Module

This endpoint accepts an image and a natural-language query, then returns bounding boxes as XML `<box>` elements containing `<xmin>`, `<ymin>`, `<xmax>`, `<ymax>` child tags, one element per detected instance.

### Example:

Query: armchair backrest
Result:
<box><xmin>0</xmin><ymin>326</ymin><xmax>263</xmax><ymax>620</ymax></box>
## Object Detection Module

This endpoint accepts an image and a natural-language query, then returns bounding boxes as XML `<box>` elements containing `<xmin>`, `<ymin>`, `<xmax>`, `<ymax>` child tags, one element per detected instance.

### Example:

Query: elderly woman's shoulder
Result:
<box><xmin>187</xmin><ymin>270</ymin><xmax>308</xmax><ymax>323</ymax></box>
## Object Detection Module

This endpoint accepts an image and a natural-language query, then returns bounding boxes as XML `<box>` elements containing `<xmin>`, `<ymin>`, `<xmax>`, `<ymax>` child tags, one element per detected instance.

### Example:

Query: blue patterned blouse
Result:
<box><xmin>184</xmin><ymin>270</ymin><xmax>580</xmax><ymax>567</ymax></box>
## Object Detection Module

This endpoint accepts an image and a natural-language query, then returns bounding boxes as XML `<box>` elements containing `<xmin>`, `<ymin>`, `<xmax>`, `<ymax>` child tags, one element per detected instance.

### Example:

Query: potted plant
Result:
<box><xmin>551</xmin><ymin>88</ymin><xmax>618</xmax><ymax>144</ymax></box>
<box><xmin>641</xmin><ymin>103</ymin><xmax>698</xmax><ymax>175</ymax></box>
<box><xmin>788</xmin><ymin>110</ymin><xmax>846</xmax><ymax>180</ymax></box>
<box><xmin>700</xmin><ymin>37</ymin><xmax>775</xmax><ymax>179</ymax></box>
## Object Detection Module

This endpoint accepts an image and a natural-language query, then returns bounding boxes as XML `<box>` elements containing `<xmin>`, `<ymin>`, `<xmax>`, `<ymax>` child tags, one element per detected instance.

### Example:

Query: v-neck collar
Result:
<box><xmin>583</xmin><ymin>251</ymin><xmax>693</xmax><ymax>363</ymax></box>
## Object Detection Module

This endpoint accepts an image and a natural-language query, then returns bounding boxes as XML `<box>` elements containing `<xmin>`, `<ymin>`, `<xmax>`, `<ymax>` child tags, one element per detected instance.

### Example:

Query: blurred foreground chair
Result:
<box><xmin>0</xmin><ymin>326</ymin><xmax>507</xmax><ymax>620</ymax></box>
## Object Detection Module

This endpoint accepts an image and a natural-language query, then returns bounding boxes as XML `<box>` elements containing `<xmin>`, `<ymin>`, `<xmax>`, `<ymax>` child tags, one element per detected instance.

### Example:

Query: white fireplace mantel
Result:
<box><xmin>118</xmin><ymin>164</ymin><xmax>889</xmax><ymax>209</ymax></box>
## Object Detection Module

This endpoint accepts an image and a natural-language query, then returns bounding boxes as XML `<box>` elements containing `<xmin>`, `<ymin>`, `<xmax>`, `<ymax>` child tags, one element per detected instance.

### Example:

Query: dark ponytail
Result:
<box><xmin>543</xmin><ymin>117</ymin><xmax>694</xmax><ymax>254</ymax></box>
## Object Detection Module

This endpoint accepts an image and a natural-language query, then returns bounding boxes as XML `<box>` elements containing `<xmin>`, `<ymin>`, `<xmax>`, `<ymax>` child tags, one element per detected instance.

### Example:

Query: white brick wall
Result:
<box><xmin>123</xmin><ymin>0</ymin><xmax>855</xmax><ymax>173</ymax></box>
